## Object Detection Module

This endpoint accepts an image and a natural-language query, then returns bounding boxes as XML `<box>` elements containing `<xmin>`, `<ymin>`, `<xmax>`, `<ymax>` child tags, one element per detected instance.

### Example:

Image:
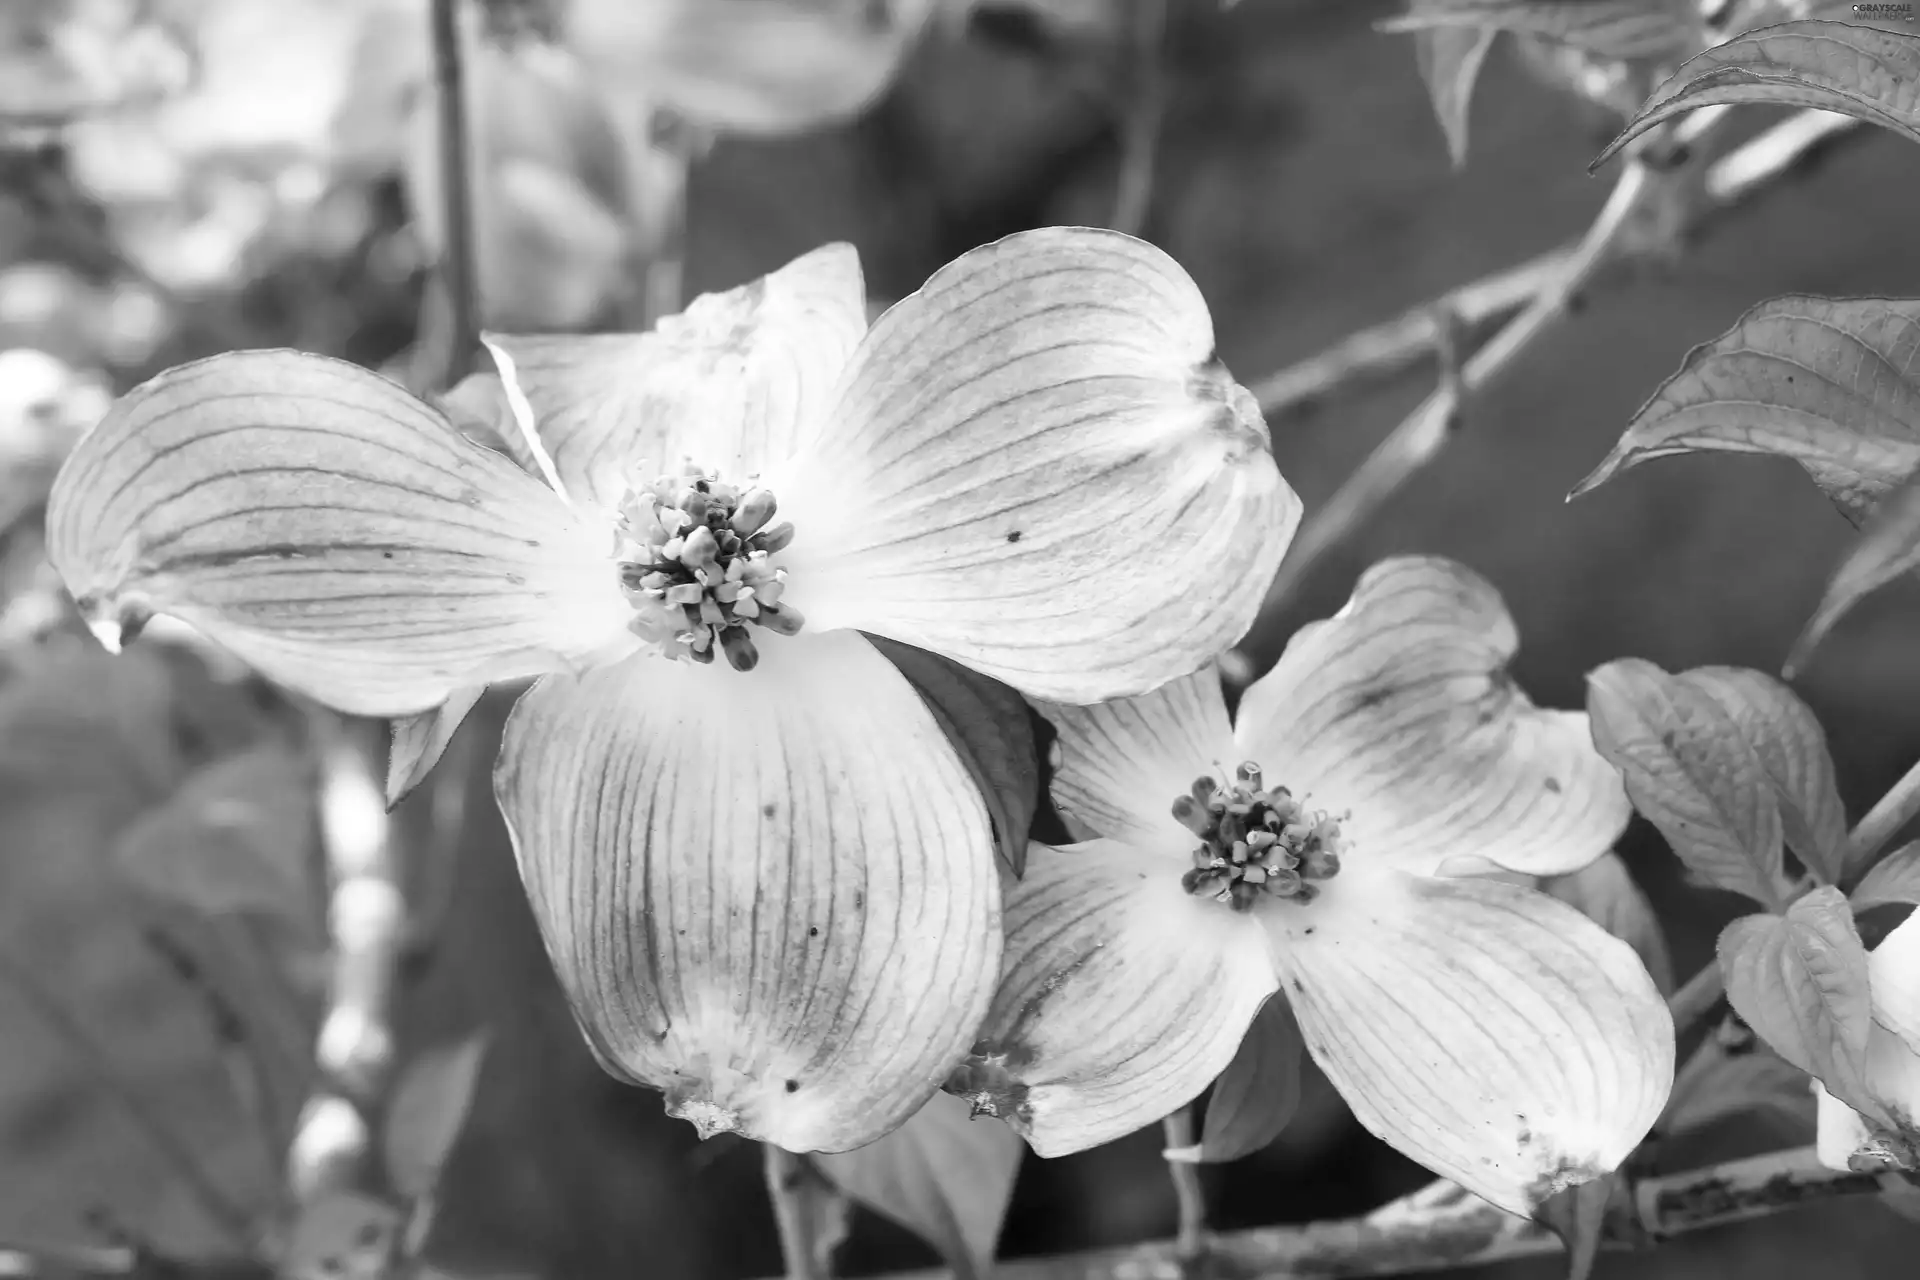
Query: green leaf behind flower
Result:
<box><xmin>1571</xmin><ymin>296</ymin><xmax>1920</xmax><ymax>526</ymax></box>
<box><xmin>812</xmin><ymin>1091</ymin><xmax>1023</xmax><ymax>1280</ymax></box>
<box><xmin>1594</xmin><ymin>19</ymin><xmax>1920</xmax><ymax>167</ymax></box>
<box><xmin>1718</xmin><ymin>888</ymin><xmax>1883</xmax><ymax>1124</ymax></box>
<box><xmin>1381</xmin><ymin>0</ymin><xmax>1701</xmax><ymax>60</ymax></box>
<box><xmin>1196</xmin><ymin>994</ymin><xmax>1304</xmax><ymax>1163</ymax></box>
<box><xmin>1410</xmin><ymin>25</ymin><xmax>1500</xmax><ymax>166</ymax></box>
<box><xmin>1540</xmin><ymin>850</ymin><xmax>1675</xmax><ymax>995</ymax></box>
<box><xmin>1852</xmin><ymin>840</ymin><xmax>1920</xmax><ymax>911</ymax></box>
<box><xmin>384</xmin><ymin>1032</ymin><xmax>490</xmax><ymax>1202</ymax></box>
<box><xmin>865</xmin><ymin>634</ymin><xmax>1040</xmax><ymax>877</ymax></box>
<box><xmin>1787</xmin><ymin>479</ymin><xmax>1920</xmax><ymax>677</ymax></box>
<box><xmin>1661</xmin><ymin>1031</ymin><xmax>1815</xmax><ymax>1140</ymax></box>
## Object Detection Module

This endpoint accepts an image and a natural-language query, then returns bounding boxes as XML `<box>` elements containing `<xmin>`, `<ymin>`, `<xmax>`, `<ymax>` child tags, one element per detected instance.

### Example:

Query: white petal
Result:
<box><xmin>46</xmin><ymin>351</ymin><xmax>632</xmax><ymax>718</ymax></box>
<box><xmin>483</xmin><ymin>243</ymin><xmax>868</xmax><ymax>509</ymax></box>
<box><xmin>772</xmin><ymin>227</ymin><xmax>1299</xmax><ymax>704</ymax></box>
<box><xmin>1870</xmin><ymin>909</ymin><xmax>1920</xmax><ymax>1057</ymax></box>
<box><xmin>493</xmin><ymin>630</ymin><xmax>999</xmax><ymax>1152</ymax></box>
<box><xmin>1271</xmin><ymin>868</ymin><xmax>1674</xmax><ymax>1216</ymax></box>
<box><xmin>951</xmin><ymin>839</ymin><xmax>1275</xmax><ymax>1156</ymax></box>
<box><xmin>1032</xmin><ymin>668</ymin><xmax>1239</xmax><ymax>856</ymax></box>
<box><xmin>1814</xmin><ymin>1080</ymin><xmax>1876</xmax><ymax>1171</ymax></box>
<box><xmin>1236</xmin><ymin>558</ymin><xmax>1629</xmax><ymax>878</ymax></box>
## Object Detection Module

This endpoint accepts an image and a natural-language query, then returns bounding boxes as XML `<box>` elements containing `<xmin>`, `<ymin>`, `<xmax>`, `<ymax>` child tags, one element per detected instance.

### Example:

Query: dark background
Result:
<box><xmin>4</xmin><ymin>1</ymin><xmax>1920</xmax><ymax>1277</ymax></box>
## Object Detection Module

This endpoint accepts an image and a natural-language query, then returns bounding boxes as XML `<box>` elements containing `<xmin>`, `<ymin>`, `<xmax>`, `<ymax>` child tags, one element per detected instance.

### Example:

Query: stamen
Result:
<box><xmin>613</xmin><ymin>462</ymin><xmax>802</xmax><ymax>668</ymax></box>
<box><xmin>1173</xmin><ymin>766</ymin><xmax>1346</xmax><ymax>912</ymax></box>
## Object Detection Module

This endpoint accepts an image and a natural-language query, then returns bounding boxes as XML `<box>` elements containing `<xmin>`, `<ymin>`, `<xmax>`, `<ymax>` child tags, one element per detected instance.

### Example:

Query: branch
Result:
<box><xmin>1249</xmin><ymin>108</ymin><xmax>1863</xmax><ymax>421</ymax></box>
<box><xmin>1845</xmin><ymin>750</ymin><xmax>1920</xmax><ymax>869</ymax></box>
<box><xmin>1110</xmin><ymin>0</ymin><xmax>1169</xmax><ymax>238</ymax></box>
<box><xmin>845</xmin><ymin>1147</ymin><xmax>1914</xmax><ymax>1280</ymax></box>
<box><xmin>423</xmin><ymin>0</ymin><xmax>480</xmax><ymax>394</ymax></box>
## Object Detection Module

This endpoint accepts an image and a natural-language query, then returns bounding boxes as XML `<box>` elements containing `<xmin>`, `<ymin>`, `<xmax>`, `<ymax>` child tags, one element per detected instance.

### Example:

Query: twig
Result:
<box><xmin>841</xmin><ymin>1146</ymin><xmax>1913</xmax><ymax>1280</ymax></box>
<box><xmin>1666</xmin><ymin>961</ymin><xmax>1729</xmax><ymax>1041</ymax></box>
<box><xmin>1845</xmin><ymin>751</ymin><xmax>1920</xmax><ymax>870</ymax></box>
<box><xmin>287</xmin><ymin>714</ymin><xmax>403</xmax><ymax>1203</ymax></box>
<box><xmin>1111</xmin><ymin>0</ymin><xmax>1169</xmax><ymax>237</ymax></box>
<box><xmin>426</xmin><ymin>0</ymin><xmax>480</xmax><ymax>394</ymax></box>
<box><xmin>0</xmin><ymin>939</ymin><xmax>253</xmax><ymax>1247</ymax></box>
<box><xmin>1160</xmin><ymin>1109</ymin><xmax>1208</xmax><ymax>1269</ymax></box>
<box><xmin>1250</xmin><ymin>107</ymin><xmax>1865</xmax><ymax>420</ymax></box>
<box><xmin>766</xmin><ymin>1145</ymin><xmax>830</xmax><ymax>1280</ymax></box>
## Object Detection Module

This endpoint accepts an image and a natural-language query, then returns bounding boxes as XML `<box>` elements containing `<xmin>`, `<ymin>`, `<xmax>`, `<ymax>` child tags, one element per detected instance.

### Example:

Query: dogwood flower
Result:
<box><xmin>949</xmin><ymin>557</ymin><xmax>1675</xmax><ymax>1215</ymax></box>
<box><xmin>45</xmin><ymin>227</ymin><xmax>1298</xmax><ymax>1152</ymax></box>
<box><xmin>1814</xmin><ymin>910</ymin><xmax>1920</xmax><ymax>1171</ymax></box>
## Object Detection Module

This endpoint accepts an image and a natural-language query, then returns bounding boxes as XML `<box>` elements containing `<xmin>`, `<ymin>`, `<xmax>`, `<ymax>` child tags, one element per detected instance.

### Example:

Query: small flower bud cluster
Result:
<box><xmin>1175</xmin><ymin>762</ymin><xmax>1344</xmax><ymax>911</ymax></box>
<box><xmin>615</xmin><ymin>462</ymin><xmax>803</xmax><ymax>672</ymax></box>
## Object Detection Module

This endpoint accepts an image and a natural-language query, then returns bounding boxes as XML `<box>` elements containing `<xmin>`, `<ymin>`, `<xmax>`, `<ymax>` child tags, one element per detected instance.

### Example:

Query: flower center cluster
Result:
<box><xmin>1175</xmin><ymin>763</ymin><xmax>1344</xmax><ymax>911</ymax></box>
<box><xmin>614</xmin><ymin>463</ymin><xmax>802</xmax><ymax>672</ymax></box>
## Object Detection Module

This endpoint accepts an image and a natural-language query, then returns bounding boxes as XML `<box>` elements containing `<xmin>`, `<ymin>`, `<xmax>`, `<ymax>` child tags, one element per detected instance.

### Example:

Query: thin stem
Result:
<box><xmin>1845</xmin><ymin>752</ymin><xmax>1920</xmax><ymax>870</ymax></box>
<box><xmin>0</xmin><ymin>939</ymin><xmax>253</xmax><ymax>1247</ymax></box>
<box><xmin>1666</xmin><ymin>961</ymin><xmax>1728</xmax><ymax>1040</ymax></box>
<box><xmin>427</xmin><ymin>0</ymin><xmax>479</xmax><ymax>393</ymax></box>
<box><xmin>1160</xmin><ymin>1109</ymin><xmax>1208</xmax><ymax>1267</ymax></box>
<box><xmin>1110</xmin><ymin>0</ymin><xmax>1168</xmax><ymax>237</ymax></box>
<box><xmin>766</xmin><ymin>1144</ymin><xmax>829</xmax><ymax>1280</ymax></box>
<box><xmin>642</xmin><ymin>113</ymin><xmax>697</xmax><ymax>329</ymax></box>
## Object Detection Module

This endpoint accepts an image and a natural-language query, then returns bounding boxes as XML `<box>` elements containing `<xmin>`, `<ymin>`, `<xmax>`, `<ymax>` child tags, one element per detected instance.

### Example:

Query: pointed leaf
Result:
<box><xmin>1662</xmin><ymin>1035</ymin><xmax>1815</xmax><ymax>1139</ymax></box>
<box><xmin>812</xmin><ymin>1092</ymin><xmax>1023</xmax><ymax>1280</ymax></box>
<box><xmin>384</xmin><ymin>1032</ymin><xmax>490</xmax><ymax>1200</ymax></box>
<box><xmin>1540</xmin><ymin>850</ymin><xmax>1675</xmax><ymax>995</ymax></box>
<box><xmin>386</xmin><ymin>686</ymin><xmax>486</xmax><ymax>808</ymax></box>
<box><xmin>1196</xmin><ymin>995</ymin><xmax>1305</xmax><ymax>1163</ymax></box>
<box><xmin>1719</xmin><ymin>890</ymin><xmax>1882</xmax><ymax>1122</ymax></box>
<box><xmin>1381</xmin><ymin>0</ymin><xmax>1701</xmax><ymax>60</ymax></box>
<box><xmin>1412</xmin><ymin>25</ymin><xmax>1501</xmax><ymax>166</ymax></box>
<box><xmin>1586</xmin><ymin>658</ymin><xmax>1793</xmax><ymax>908</ymax></box>
<box><xmin>1853</xmin><ymin>841</ymin><xmax>1920</xmax><ymax>911</ymax></box>
<box><xmin>864</xmin><ymin>634</ymin><xmax>1039</xmax><ymax>877</ymax></box>
<box><xmin>1572</xmin><ymin>296</ymin><xmax>1920</xmax><ymax>524</ymax></box>
<box><xmin>1677</xmin><ymin>667</ymin><xmax>1848</xmax><ymax>884</ymax></box>
<box><xmin>112</xmin><ymin>744</ymin><xmax>320</xmax><ymax>927</ymax></box>
<box><xmin>1595</xmin><ymin>20</ymin><xmax>1920</xmax><ymax>168</ymax></box>
<box><xmin>1789</xmin><ymin>479</ymin><xmax>1920</xmax><ymax>675</ymax></box>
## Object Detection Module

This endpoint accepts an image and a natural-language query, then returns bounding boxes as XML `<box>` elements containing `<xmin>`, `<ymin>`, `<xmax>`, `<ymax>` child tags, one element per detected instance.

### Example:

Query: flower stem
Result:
<box><xmin>766</xmin><ymin>1143</ymin><xmax>830</xmax><ymax>1280</ymax></box>
<box><xmin>1844</xmin><ymin>751</ymin><xmax>1920</xmax><ymax>871</ymax></box>
<box><xmin>424</xmin><ymin>0</ymin><xmax>480</xmax><ymax>394</ymax></box>
<box><xmin>1110</xmin><ymin>0</ymin><xmax>1168</xmax><ymax>238</ymax></box>
<box><xmin>1161</xmin><ymin>1107</ymin><xmax>1208</xmax><ymax>1268</ymax></box>
<box><xmin>1665</xmin><ymin>961</ymin><xmax>1727</xmax><ymax>1041</ymax></box>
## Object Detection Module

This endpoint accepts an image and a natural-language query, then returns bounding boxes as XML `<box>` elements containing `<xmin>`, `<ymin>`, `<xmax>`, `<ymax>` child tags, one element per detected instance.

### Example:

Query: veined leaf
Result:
<box><xmin>1586</xmin><ymin>658</ymin><xmax>1794</xmax><ymax>908</ymax></box>
<box><xmin>1594</xmin><ymin>19</ymin><xmax>1920</xmax><ymax>167</ymax></box>
<box><xmin>1195</xmin><ymin>995</ymin><xmax>1305</xmax><ymax>1163</ymax></box>
<box><xmin>1661</xmin><ymin>1034</ymin><xmax>1815</xmax><ymax>1138</ymax></box>
<box><xmin>1381</xmin><ymin>0</ymin><xmax>1702</xmax><ymax>60</ymax></box>
<box><xmin>1719</xmin><ymin>889</ymin><xmax>1883</xmax><ymax>1122</ymax></box>
<box><xmin>812</xmin><ymin>1092</ymin><xmax>1024</xmax><ymax>1280</ymax></box>
<box><xmin>1412</xmin><ymin>25</ymin><xmax>1502</xmax><ymax>166</ymax></box>
<box><xmin>1852</xmin><ymin>840</ymin><xmax>1920</xmax><ymax>911</ymax></box>
<box><xmin>1788</xmin><ymin>479</ymin><xmax>1920</xmax><ymax>675</ymax></box>
<box><xmin>1572</xmin><ymin>296</ymin><xmax>1920</xmax><ymax>525</ymax></box>
<box><xmin>1540</xmin><ymin>850</ymin><xmax>1676</xmax><ymax>994</ymax></box>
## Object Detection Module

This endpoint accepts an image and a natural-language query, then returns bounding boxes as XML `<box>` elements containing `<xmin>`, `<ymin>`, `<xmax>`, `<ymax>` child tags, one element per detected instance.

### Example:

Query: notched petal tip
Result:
<box><xmin>1188</xmin><ymin>357</ymin><xmax>1275</xmax><ymax>457</ymax></box>
<box><xmin>945</xmin><ymin>1047</ymin><xmax>1037</xmax><ymax>1134</ymax></box>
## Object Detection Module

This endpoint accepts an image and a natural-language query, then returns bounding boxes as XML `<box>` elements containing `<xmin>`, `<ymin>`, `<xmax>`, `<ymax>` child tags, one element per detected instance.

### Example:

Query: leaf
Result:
<box><xmin>812</xmin><ymin>1091</ymin><xmax>1024</xmax><ymax>1280</ymax></box>
<box><xmin>1571</xmin><ymin>296</ymin><xmax>1920</xmax><ymax>525</ymax></box>
<box><xmin>1381</xmin><ymin>0</ymin><xmax>1702</xmax><ymax>60</ymax></box>
<box><xmin>284</xmin><ymin>1191</ymin><xmax>405</xmax><ymax>1280</ymax></box>
<box><xmin>384</xmin><ymin>1032</ymin><xmax>491</xmax><ymax>1201</ymax></box>
<box><xmin>1594</xmin><ymin>19</ymin><xmax>1920</xmax><ymax>168</ymax></box>
<box><xmin>1540</xmin><ymin>850</ymin><xmax>1675</xmax><ymax>995</ymax></box>
<box><xmin>1412</xmin><ymin>25</ymin><xmax>1501</xmax><ymax>166</ymax></box>
<box><xmin>1788</xmin><ymin>479</ymin><xmax>1920</xmax><ymax>676</ymax></box>
<box><xmin>112</xmin><ymin>743</ymin><xmax>320</xmax><ymax>928</ymax></box>
<box><xmin>1586</xmin><ymin>658</ymin><xmax>1793</xmax><ymax>908</ymax></box>
<box><xmin>1531</xmin><ymin>1174</ymin><xmax>1618</xmax><ymax>1280</ymax></box>
<box><xmin>386</xmin><ymin>686</ymin><xmax>485</xmax><ymax>808</ymax></box>
<box><xmin>1196</xmin><ymin>995</ymin><xmax>1305</xmax><ymax>1163</ymax></box>
<box><xmin>864</xmin><ymin>634</ymin><xmax>1039</xmax><ymax>877</ymax></box>
<box><xmin>1661</xmin><ymin>1033</ymin><xmax>1815</xmax><ymax>1139</ymax></box>
<box><xmin>1676</xmin><ymin>667</ymin><xmax>1848</xmax><ymax>884</ymax></box>
<box><xmin>1718</xmin><ymin>889</ymin><xmax>1882</xmax><ymax>1121</ymax></box>
<box><xmin>1853</xmin><ymin>841</ymin><xmax>1920</xmax><ymax>911</ymax></box>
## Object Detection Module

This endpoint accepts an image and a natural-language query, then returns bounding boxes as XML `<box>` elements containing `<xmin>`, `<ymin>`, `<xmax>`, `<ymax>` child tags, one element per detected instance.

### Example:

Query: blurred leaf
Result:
<box><xmin>1572</xmin><ymin>296</ymin><xmax>1920</xmax><ymax>526</ymax></box>
<box><xmin>1411</xmin><ymin>25</ymin><xmax>1500</xmax><ymax>166</ymax></box>
<box><xmin>1677</xmin><ymin>667</ymin><xmax>1848</xmax><ymax>884</ymax></box>
<box><xmin>1586</xmin><ymin>658</ymin><xmax>1796</xmax><ymax>909</ymax></box>
<box><xmin>778</xmin><ymin>1154</ymin><xmax>856</xmax><ymax>1277</ymax></box>
<box><xmin>284</xmin><ymin>1191</ymin><xmax>404</xmax><ymax>1280</ymax></box>
<box><xmin>384</xmin><ymin>1032</ymin><xmax>490</xmax><ymax>1200</ymax></box>
<box><xmin>812</xmin><ymin>1091</ymin><xmax>1023</xmax><ymax>1280</ymax></box>
<box><xmin>1595</xmin><ymin>19</ymin><xmax>1920</xmax><ymax>167</ymax></box>
<box><xmin>1853</xmin><ymin>840</ymin><xmax>1920</xmax><ymax>911</ymax></box>
<box><xmin>1381</xmin><ymin>0</ymin><xmax>1701</xmax><ymax>60</ymax></box>
<box><xmin>112</xmin><ymin>744</ymin><xmax>319</xmax><ymax>928</ymax></box>
<box><xmin>1788</xmin><ymin>480</ymin><xmax>1920</xmax><ymax>676</ymax></box>
<box><xmin>1531</xmin><ymin>1173</ymin><xmax>1617</xmax><ymax>1280</ymax></box>
<box><xmin>1719</xmin><ymin>888</ymin><xmax>1883</xmax><ymax>1122</ymax></box>
<box><xmin>1662</xmin><ymin>1034</ymin><xmax>1815</xmax><ymax>1139</ymax></box>
<box><xmin>866</xmin><ymin>635</ymin><xmax>1039</xmax><ymax>877</ymax></box>
<box><xmin>1540</xmin><ymin>850</ymin><xmax>1675</xmax><ymax>995</ymax></box>
<box><xmin>1196</xmin><ymin>995</ymin><xmax>1304</xmax><ymax>1163</ymax></box>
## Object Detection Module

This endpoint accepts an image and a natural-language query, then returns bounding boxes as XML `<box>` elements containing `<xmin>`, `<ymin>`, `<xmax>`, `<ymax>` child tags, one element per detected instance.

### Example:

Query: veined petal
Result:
<box><xmin>950</xmin><ymin>839</ymin><xmax>1275</xmax><ymax>1156</ymax></box>
<box><xmin>1033</xmin><ymin>668</ymin><xmax>1239</xmax><ymax>857</ymax></box>
<box><xmin>494</xmin><ymin>630</ymin><xmax>999</xmax><ymax>1153</ymax></box>
<box><xmin>1235</xmin><ymin>558</ymin><xmax>1629</xmax><ymax>878</ymax></box>
<box><xmin>1272</xmin><ymin>869</ymin><xmax>1673</xmax><ymax>1216</ymax></box>
<box><xmin>484</xmin><ymin>243</ymin><xmax>868</xmax><ymax>510</ymax></box>
<box><xmin>46</xmin><ymin>351</ymin><xmax>633</xmax><ymax>718</ymax></box>
<box><xmin>773</xmin><ymin>227</ymin><xmax>1299</xmax><ymax>704</ymax></box>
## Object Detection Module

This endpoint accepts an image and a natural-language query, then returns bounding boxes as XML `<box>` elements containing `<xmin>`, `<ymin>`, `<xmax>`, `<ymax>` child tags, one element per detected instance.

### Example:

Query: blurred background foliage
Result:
<box><xmin>2</xmin><ymin>0</ymin><xmax>1920</xmax><ymax>1277</ymax></box>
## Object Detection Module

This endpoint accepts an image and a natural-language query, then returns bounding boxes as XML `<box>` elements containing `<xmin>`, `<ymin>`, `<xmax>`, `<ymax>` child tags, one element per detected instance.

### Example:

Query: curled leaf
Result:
<box><xmin>1853</xmin><ymin>841</ymin><xmax>1920</xmax><ymax>911</ymax></box>
<box><xmin>1381</xmin><ymin>0</ymin><xmax>1702</xmax><ymax>60</ymax></box>
<box><xmin>1788</xmin><ymin>479</ymin><xmax>1920</xmax><ymax>677</ymax></box>
<box><xmin>1411</xmin><ymin>25</ymin><xmax>1501</xmax><ymax>167</ymax></box>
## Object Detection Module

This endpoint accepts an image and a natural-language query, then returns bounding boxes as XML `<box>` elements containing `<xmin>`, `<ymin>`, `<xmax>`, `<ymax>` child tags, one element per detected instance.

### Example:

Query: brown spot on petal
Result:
<box><xmin>665</xmin><ymin>1092</ymin><xmax>741</xmax><ymax>1141</ymax></box>
<box><xmin>946</xmin><ymin>1047</ymin><xmax>1034</xmax><ymax>1129</ymax></box>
